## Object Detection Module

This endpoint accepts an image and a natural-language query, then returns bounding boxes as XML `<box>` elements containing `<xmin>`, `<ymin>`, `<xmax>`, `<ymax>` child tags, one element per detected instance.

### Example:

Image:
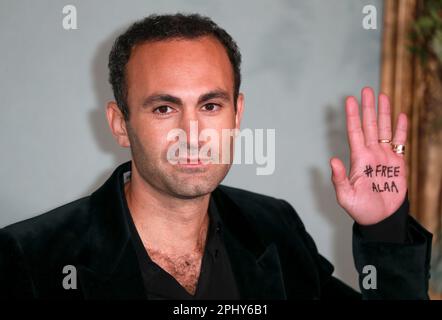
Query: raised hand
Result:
<box><xmin>330</xmin><ymin>87</ymin><xmax>407</xmax><ymax>225</ymax></box>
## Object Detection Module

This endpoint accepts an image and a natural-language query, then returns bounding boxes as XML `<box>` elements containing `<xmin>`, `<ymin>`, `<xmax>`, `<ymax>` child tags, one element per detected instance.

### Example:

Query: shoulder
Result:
<box><xmin>216</xmin><ymin>184</ymin><xmax>306</xmax><ymax>231</ymax></box>
<box><xmin>0</xmin><ymin>196</ymin><xmax>91</xmax><ymax>256</ymax></box>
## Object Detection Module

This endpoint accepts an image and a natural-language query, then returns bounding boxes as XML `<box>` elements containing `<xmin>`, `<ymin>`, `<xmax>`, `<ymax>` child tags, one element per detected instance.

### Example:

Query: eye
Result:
<box><xmin>153</xmin><ymin>105</ymin><xmax>175</xmax><ymax>115</ymax></box>
<box><xmin>201</xmin><ymin>103</ymin><xmax>221</xmax><ymax>112</ymax></box>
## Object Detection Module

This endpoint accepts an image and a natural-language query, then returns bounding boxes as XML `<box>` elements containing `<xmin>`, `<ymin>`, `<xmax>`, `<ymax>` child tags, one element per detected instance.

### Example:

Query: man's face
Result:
<box><xmin>120</xmin><ymin>36</ymin><xmax>243</xmax><ymax>199</ymax></box>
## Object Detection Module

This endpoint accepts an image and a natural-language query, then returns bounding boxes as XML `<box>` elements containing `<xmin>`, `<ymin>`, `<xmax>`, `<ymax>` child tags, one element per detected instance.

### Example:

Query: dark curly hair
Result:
<box><xmin>108</xmin><ymin>13</ymin><xmax>242</xmax><ymax>120</ymax></box>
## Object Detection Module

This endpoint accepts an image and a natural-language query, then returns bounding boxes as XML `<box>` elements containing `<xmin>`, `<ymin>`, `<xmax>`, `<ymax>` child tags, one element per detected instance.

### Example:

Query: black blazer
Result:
<box><xmin>0</xmin><ymin>162</ymin><xmax>432</xmax><ymax>299</ymax></box>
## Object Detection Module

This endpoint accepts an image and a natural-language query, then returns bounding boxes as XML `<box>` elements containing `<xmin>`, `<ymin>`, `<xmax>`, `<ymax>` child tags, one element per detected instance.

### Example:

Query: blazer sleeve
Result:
<box><xmin>280</xmin><ymin>198</ymin><xmax>432</xmax><ymax>300</ymax></box>
<box><xmin>0</xmin><ymin>229</ymin><xmax>36</xmax><ymax>298</ymax></box>
<box><xmin>352</xmin><ymin>215</ymin><xmax>432</xmax><ymax>300</ymax></box>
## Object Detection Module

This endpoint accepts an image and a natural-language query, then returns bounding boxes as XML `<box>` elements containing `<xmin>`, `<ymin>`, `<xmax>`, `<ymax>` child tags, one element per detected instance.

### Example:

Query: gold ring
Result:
<box><xmin>378</xmin><ymin>139</ymin><xmax>391</xmax><ymax>144</ymax></box>
<box><xmin>392</xmin><ymin>144</ymin><xmax>405</xmax><ymax>154</ymax></box>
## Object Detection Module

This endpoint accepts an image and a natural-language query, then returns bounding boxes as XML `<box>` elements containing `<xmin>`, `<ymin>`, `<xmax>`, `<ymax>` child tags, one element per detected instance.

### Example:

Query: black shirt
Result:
<box><xmin>122</xmin><ymin>177</ymin><xmax>240</xmax><ymax>300</ymax></box>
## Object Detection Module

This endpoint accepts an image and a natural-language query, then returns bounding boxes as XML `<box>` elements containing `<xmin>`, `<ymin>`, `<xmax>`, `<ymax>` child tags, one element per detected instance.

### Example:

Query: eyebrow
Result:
<box><xmin>141</xmin><ymin>94</ymin><xmax>182</xmax><ymax>107</ymax></box>
<box><xmin>141</xmin><ymin>89</ymin><xmax>231</xmax><ymax>108</ymax></box>
<box><xmin>197</xmin><ymin>90</ymin><xmax>231</xmax><ymax>104</ymax></box>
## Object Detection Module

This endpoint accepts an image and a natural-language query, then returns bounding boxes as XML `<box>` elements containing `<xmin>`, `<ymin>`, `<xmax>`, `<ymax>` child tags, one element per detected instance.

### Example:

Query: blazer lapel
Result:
<box><xmin>212</xmin><ymin>188</ymin><xmax>286</xmax><ymax>299</ymax></box>
<box><xmin>223</xmin><ymin>231</ymin><xmax>286</xmax><ymax>299</ymax></box>
<box><xmin>76</xmin><ymin>162</ymin><xmax>146</xmax><ymax>299</ymax></box>
<box><xmin>77</xmin><ymin>240</ymin><xmax>146</xmax><ymax>299</ymax></box>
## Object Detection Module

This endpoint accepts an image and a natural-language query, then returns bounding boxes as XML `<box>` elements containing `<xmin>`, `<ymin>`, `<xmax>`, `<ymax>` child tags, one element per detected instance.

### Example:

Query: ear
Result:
<box><xmin>106</xmin><ymin>101</ymin><xmax>130</xmax><ymax>148</ymax></box>
<box><xmin>235</xmin><ymin>93</ymin><xmax>244</xmax><ymax>130</ymax></box>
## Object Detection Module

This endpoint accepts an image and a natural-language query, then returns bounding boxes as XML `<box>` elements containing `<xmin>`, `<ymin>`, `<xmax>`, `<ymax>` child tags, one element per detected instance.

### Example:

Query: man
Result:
<box><xmin>0</xmin><ymin>13</ymin><xmax>432</xmax><ymax>299</ymax></box>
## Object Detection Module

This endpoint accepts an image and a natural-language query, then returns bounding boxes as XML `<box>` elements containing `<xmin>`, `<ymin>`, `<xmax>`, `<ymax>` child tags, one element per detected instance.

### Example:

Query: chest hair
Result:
<box><xmin>147</xmin><ymin>248</ymin><xmax>204</xmax><ymax>295</ymax></box>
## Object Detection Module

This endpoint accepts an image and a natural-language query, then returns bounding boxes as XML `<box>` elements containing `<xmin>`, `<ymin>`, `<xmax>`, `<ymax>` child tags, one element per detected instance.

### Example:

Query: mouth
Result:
<box><xmin>175</xmin><ymin>158</ymin><xmax>212</xmax><ymax>167</ymax></box>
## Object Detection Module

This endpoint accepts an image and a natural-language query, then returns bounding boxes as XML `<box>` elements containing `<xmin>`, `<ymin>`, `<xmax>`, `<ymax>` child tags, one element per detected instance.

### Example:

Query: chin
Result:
<box><xmin>169</xmin><ymin>184</ymin><xmax>216</xmax><ymax>199</ymax></box>
<box><xmin>166</xmin><ymin>174</ymin><xmax>223</xmax><ymax>199</ymax></box>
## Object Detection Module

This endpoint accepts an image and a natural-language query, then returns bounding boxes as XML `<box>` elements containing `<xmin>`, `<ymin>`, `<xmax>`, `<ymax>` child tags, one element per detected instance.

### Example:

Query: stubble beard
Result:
<box><xmin>127</xmin><ymin>125</ymin><xmax>231</xmax><ymax>199</ymax></box>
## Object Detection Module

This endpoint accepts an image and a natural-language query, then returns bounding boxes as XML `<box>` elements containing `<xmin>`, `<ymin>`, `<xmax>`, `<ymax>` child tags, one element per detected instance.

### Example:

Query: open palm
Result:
<box><xmin>330</xmin><ymin>87</ymin><xmax>408</xmax><ymax>225</ymax></box>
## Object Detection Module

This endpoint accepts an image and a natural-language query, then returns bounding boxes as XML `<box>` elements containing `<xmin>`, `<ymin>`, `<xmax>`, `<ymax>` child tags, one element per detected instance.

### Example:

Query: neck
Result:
<box><xmin>124</xmin><ymin>164</ymin><xmax>210</xmax><ymax>254</ymax></box>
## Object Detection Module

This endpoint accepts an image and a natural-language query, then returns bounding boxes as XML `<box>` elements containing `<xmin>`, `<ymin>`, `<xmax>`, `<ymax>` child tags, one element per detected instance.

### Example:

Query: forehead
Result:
<box><xmin>125</xmin><ymin>36</ymin><xmax>234</xmax><ymax>97</ymax></box>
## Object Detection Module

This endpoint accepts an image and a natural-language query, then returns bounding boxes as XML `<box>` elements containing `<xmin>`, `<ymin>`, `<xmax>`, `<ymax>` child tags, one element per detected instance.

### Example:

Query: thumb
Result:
<box><xmin>330</xmin><ymin>157</ymin><xmax>353</xmax><ymax>203</ymax></box>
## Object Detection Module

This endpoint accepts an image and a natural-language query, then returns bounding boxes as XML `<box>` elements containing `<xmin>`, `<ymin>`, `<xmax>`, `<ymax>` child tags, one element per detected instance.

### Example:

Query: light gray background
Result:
<box><xmin>0</xmin><ymin>0</ymin><xmax>383</xmax><ymax>290</ymax></box>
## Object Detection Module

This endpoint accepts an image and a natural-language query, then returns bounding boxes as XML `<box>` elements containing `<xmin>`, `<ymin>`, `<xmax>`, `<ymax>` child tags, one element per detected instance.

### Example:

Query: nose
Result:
<box><xmin>180</xmin><ymin>108</ymin><xmax>197</xmax><ymax>136</ymax></box>
<box><xmin>179</xmin><ymin>108</ymin><xmax>201</xmax><ymax>152</ymax></box>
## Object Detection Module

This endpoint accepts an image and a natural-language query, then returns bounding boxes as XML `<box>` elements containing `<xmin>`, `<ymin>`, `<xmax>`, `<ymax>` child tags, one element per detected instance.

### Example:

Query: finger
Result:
<box><xmin>330</xmin><ymin>157</ymin><xmax>354</xmax><ymax>206</ymax></box>
<box><xmin>377</xmin><ymin>94</ymin><xmax>393</xmax><ymax>152</ymax></box>
<box><xmin>345</xmin><ymin>96</ymin><xmax>365</xmax><ymax>153</ymax></box>
<box><xmin>377</xmin><ymin>93</ymin><xmax>392</xmax><ymax>145</ymax></box>
<box><xmin>392</xmin><ymin>113</ymin><xmax>408</xmax><ymax>157</ymax></box>
<box><xmin>361</xmin><ymin>87</ymin><xmax>378</xmax><ymax>146</ymax></box>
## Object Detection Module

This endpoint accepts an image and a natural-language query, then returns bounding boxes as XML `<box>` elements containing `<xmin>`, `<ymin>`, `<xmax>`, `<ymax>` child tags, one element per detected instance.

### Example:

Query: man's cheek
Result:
<box><xmin>136</xmin><ymin>135</ymin><xmax>165</xmax><ymax>162</ymax></box>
